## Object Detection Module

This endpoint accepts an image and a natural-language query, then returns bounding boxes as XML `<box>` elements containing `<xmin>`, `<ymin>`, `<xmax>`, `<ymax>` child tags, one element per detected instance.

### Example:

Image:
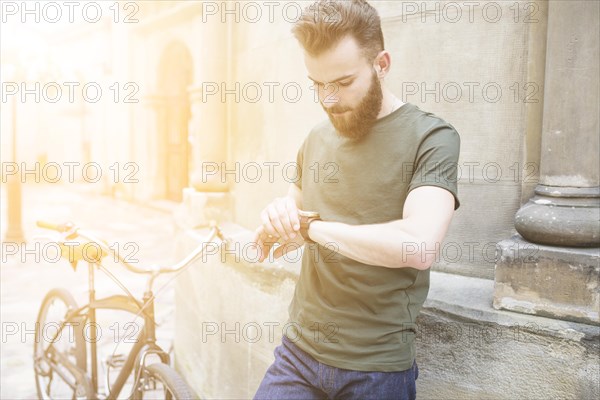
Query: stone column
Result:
<box><xmin>141</xmin><ymin>94</ymin><xmax>167</xmax><ymax>200</ymax></box>
<box><xmin>494</xmin><ymin>1</ymin><xmax>599</xmax><ymax>325</ymax></box>
<box><xmin>176</xmin><ymin>85</ymin><xmax>231</xmax><ymax>229</ymax></box>
<box><xmin>187</xmin><ymin>84</ymin><xmax>228</xmax><ymax>192</ymax></box>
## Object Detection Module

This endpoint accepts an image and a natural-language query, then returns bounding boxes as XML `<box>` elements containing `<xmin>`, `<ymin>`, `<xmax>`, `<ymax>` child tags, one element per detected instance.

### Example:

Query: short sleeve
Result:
<box><xmin>295</xmin><ymin>139</ymin><xmax>305</xmax><ymax>190</ymax></box>
<box><xmin>408</xmin><ymin>126</ymin><xmax>461</xmax><ymax>210</ymax></box>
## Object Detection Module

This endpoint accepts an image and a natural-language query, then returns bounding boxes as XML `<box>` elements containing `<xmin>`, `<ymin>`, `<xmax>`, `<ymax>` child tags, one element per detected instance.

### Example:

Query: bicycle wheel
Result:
<box><xmin>34</xmin><ymin>288</ymin><xmax>92</xmax><ymax>399</ymax></box>
<box><xmin>134</xmin><ymin>363</ymin><xmax>196</xmax><ymax>399</ymax></box>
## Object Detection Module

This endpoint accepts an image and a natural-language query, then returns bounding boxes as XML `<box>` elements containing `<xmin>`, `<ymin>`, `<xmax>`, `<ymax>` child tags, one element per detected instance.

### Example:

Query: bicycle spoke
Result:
<box><xmin>35</xmin><ymin>289</ymin><xmax>90</xmax><ymax>400</ymax></box>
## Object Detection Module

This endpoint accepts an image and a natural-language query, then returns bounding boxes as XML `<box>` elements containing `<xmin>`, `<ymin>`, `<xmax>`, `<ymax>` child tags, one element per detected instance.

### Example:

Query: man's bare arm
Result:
<box><xmin>307</xmin><ymin>186</ymin><xmax>456</xmax><ymax>270</ymax></box>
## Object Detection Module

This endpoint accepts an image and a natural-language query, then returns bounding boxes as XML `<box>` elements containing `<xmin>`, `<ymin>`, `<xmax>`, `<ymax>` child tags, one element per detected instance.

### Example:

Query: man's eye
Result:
<box><xmin>338</xmin><ymin>81</ymin><xmax>352</xmax><ymax>87</ymax></box>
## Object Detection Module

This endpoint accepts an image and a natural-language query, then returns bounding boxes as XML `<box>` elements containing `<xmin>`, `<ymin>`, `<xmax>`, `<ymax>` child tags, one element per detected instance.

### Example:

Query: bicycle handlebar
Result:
<box><xmin>36</xmin><ymin>220</ymin><xmax>229</xmax><ymax>275</ymax></box>
<box><xmin>36</xmin><ymin>220</ymin><xmax>74</xmax><ymax>234</ymax></box>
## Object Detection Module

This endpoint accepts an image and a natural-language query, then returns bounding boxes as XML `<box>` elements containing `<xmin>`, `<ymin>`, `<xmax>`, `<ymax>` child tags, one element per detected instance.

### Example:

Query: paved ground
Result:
<box><xmin>1</xmin><ymin>183</ymin><xmax>182</xmax><ymax>399</ymax></box>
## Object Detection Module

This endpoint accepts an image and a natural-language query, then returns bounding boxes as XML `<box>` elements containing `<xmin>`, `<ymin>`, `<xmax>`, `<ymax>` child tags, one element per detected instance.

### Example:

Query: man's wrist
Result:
<box><xmin>307</xmin><ymin>220</ymin><xmax>325</xmax><ymax>244</ymax></box>
<box><xmin>298</xmin><ymin>210</ymin><xmax>321</xmax><ymax>243</ymax></box>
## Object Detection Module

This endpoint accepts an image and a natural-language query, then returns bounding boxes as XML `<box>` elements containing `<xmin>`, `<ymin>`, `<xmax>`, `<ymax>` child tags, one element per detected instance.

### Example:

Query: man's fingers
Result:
<box><xmin>286</xmin><ymin>197</ymin><xmax>300</xmax><ymax>234</ymax></box>
<box><xmin>258</xmin><ymin>237</ymin><xmax>278</xmax><ymax>262</ymax></box>
<box><xmin>273</xmin><ymin>240</ymin><xmax>302</xmax><ymax>259</ymax></box>
<box><xmin>267</xmin><ymin>205</ymin><xmax>288</xmax><ymax>241</ymax></box>
<box><xmin>254</xmin><ymin>232</ymin><xmax>303</xmax><ymax>262</ymax></box>
<box><xmin>260</xmin><ymin>209</ymin><xmax>278</xmax><ymax>237</ymax></box>
<box><xmin>251</xmin><ymin>226</ymin><xmax>263</xmax><ymax>244</ymax></box>
<box><xmin>275</xmin><ymin>200</ymin><xmax>296</xmax><ymax>240</ymax></box>
<box><xmin>251</xmin><ymin>226</ymin><xmax>273</xmax><ymax>263</ymax></box>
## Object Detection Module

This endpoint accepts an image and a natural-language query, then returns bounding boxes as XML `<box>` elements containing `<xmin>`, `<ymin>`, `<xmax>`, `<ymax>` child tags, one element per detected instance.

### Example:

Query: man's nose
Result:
<box><xmin>319</xmin><ymin>84</ymin><xmax>340</xmax><ymax>107</ymax></box>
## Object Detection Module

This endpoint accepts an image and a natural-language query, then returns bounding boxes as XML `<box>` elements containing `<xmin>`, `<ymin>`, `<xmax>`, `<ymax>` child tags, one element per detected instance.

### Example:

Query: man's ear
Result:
<box><xmin>374</xmin><ymin>50</ymin><xmax>391</xmax><ymax>78</ymax></box>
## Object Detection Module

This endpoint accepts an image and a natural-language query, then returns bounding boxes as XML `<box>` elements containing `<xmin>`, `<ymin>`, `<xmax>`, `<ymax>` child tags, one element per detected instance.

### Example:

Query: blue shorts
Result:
<box><xmin>254</xmin><ymin>335</ymin><xmax>419</xmax><ymax>399</ymax></box>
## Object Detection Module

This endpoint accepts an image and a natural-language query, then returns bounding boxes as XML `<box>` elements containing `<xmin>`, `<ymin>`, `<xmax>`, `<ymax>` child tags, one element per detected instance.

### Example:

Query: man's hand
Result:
<box><xmin>252</xmin><ymin>225</ymin><xmax>304</xmax><ymax>263</ymax></box>
<box><xmin>259</xmin><ymin>196</ymin><xmax>301</xmax><ymax>242</ymax></box>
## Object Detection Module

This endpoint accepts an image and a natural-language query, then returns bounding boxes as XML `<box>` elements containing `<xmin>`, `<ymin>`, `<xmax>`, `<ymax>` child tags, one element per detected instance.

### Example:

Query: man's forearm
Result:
<box><xmin>308</xmin><ymin>219</ymin><xmax>431</xmax><ymax>270</ymax></box>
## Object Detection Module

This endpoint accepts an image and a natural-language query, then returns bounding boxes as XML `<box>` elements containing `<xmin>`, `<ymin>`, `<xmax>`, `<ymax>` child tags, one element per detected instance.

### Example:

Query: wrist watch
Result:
<box><xmin>298</xmin><ymin>210</ymin><xmax>321</xmax><ymax>244</ymax></box>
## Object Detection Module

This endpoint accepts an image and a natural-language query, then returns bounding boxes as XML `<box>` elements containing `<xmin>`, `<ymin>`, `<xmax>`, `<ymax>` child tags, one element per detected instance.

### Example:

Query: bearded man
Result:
<box><xmin>252</xmin><ymin>1</ymin><xmax>461</xmax><ymax>398</ymax></box>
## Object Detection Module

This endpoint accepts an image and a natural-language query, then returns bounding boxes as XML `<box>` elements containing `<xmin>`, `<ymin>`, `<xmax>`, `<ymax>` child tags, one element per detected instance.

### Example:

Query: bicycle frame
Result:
<box><xmin>89</xmin><ymin>261</ymin><xmax>171</xmax><ymax>399</ymax></box>
<box><xmin>42</xmin><ymin>260</ymin><xmax>169</xmax><ymax>399</ymax></box>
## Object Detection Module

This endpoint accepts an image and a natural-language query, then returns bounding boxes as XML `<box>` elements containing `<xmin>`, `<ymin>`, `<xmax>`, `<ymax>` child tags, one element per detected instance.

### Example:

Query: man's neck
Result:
<box><xmin>378</xmin><ymin>89</ymin><xmax>405</xmax><ymax>120</ymax></box>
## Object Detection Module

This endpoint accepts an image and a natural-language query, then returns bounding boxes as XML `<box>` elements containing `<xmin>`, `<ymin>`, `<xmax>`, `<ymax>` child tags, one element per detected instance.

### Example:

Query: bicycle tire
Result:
<box><xmin>134</xmin><ymin>363</ymin><xmax>196</xmax><ymax>399</ymax></box>
<box><xmin>34</xmin><ymin>288</ymin><xmax>92</xmax><ymax>399</ymax></box>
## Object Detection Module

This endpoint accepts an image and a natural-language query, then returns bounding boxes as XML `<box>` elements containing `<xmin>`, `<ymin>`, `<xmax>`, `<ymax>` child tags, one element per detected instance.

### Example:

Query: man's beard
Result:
<box><xmin>323</xmin><ymin>70</ymin><xmax>383</xmax><ymax>141</ymax></box>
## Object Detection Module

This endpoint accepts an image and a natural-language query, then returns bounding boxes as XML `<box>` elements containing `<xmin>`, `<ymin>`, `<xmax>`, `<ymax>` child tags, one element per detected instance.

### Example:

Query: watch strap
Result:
<box><xmin>298</xmin><ymin>211</ymin><xmax>320</xmax><ymax>244</ymax></box>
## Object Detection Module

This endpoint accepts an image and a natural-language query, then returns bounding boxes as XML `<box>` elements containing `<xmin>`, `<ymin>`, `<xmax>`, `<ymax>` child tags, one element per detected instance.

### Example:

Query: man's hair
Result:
<box><xmin>292</xmin><ymin>0</ymin><xmax>385</xmax><ymax>62</ymax></box>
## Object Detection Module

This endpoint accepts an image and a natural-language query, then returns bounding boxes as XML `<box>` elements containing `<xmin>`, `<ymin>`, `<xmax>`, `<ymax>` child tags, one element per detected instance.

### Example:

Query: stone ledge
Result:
<box><xmin>184</xmin><ymin>223</ymin><xmax>600</xmax><ymax>342</ymax></box>
<box><xmin>493</xmin><ymin>235</ymin><xmax>599</xmax><ymax>325</ymax></box>
<box><xmin>181</xmin><ymin>223</ymin><xmax>301</xmax><ymax>293</ymax></box>
<box><xmin>425</xmin><ymin>271</ymin><xmax>600</xmax><ymax>342</ymax></box>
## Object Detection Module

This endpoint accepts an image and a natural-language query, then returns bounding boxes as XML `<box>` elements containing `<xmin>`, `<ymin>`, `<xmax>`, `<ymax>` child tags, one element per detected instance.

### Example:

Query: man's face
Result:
<box><xmin>305</xmin><ymin>35</ymin><xmax>383</xmax><ymax>140</ymax></box>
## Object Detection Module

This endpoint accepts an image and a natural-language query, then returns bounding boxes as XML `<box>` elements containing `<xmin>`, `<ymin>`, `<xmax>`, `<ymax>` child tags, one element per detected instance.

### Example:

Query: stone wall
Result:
<box><xmin>416</xmin><ymin>310</ymin><xmax>599</xmax><ymax>399</ymax></box>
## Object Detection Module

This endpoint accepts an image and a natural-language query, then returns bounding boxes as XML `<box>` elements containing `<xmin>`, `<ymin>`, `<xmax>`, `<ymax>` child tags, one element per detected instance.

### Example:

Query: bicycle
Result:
<box><xmin>33</xmin><ymin>220</ymin><xmax>230</xmax><ymax>399</ymax></box>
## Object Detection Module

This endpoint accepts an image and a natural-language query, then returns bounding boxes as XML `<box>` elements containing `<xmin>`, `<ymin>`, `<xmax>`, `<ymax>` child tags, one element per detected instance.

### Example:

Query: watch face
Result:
<box><xmin>298</xmin><ymin>210</ymin><xmax>320</xmax><ymax>218</ymax></box>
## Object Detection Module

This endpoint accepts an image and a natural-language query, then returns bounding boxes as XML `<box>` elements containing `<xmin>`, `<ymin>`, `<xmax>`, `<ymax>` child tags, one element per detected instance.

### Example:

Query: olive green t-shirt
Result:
<box><xmin>285</xmin><ymin>102</ymin><xmax>460</xmax><ymax>372</ymax></box>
